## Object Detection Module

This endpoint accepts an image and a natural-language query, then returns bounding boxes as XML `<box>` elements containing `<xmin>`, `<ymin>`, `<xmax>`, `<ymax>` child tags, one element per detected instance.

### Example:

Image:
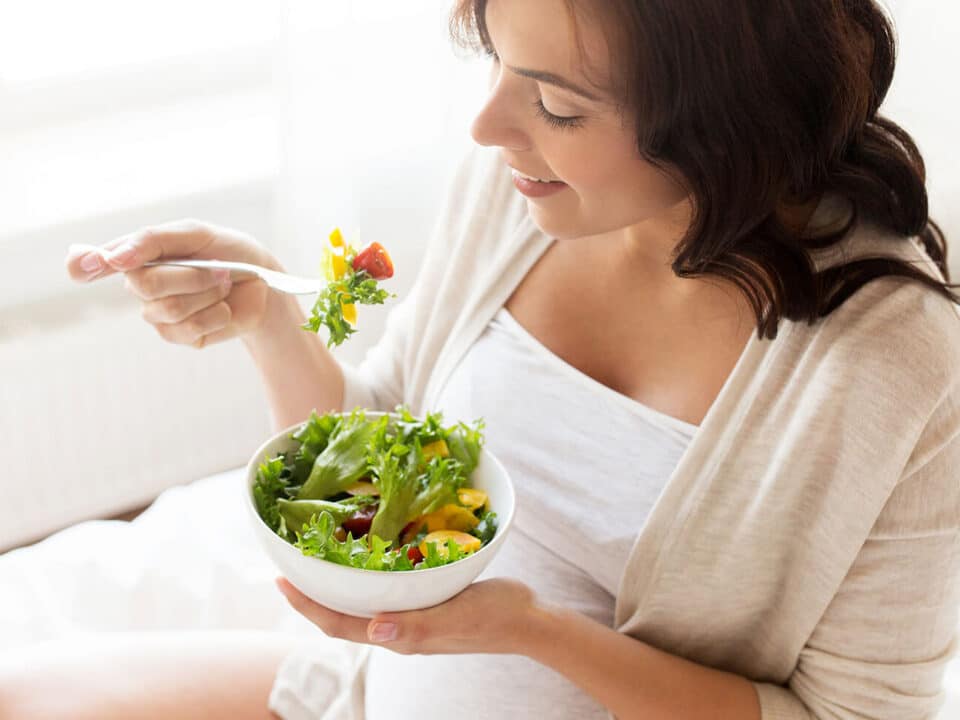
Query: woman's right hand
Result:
<box><xmin>64</xmin><ymin>218</ymin><xmax>281</xmax><ymax>349</ymax></box>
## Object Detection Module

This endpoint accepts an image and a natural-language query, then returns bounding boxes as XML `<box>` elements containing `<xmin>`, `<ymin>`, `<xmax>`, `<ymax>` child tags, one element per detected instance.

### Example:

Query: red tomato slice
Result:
<box><xmin>351</xmin><ymin>242</ymin><xmax>394</xmax><ymax>280</ymax></box>
<box><xmin>406</xmin><ymin>546</ymin><xmax>423</xmax><ymax>564</ymax></box>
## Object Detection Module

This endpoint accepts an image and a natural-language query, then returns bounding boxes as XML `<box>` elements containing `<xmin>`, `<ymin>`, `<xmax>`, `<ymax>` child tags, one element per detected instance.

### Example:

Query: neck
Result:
<box><xmin>589</xmin><ymin>193</ymin><xmax>822</xmax><ymax>314</ymax></box>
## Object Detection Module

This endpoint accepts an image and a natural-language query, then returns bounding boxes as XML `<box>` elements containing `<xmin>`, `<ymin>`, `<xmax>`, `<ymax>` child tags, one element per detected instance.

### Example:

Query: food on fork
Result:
<box><xmin>303</xmin><ymin>228</ymin><xmax>396</xmax><ymax>347</ymax></box>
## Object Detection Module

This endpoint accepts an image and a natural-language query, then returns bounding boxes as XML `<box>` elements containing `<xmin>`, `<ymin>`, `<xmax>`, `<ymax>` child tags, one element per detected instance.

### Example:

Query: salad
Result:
<box><xmin>303</xmin><ymin>228</ymin><xmax>396</xmax><ymax>348</ymax></box>
<box><xmin>253</xmin><ymin>407</ymin><xmax>497</xmax><ymax>571</ymax></box>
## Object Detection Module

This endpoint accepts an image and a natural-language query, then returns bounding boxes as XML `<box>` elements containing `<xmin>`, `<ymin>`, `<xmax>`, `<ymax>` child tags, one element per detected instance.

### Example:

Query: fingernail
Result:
<box><xmin>212</xmin><ymin>268</ymin><xmax>231</xmax><ymax>282</ymax></box>
<box><xmin>105</xmin><ymin>243</ymin><xmax>137</xmax><ymax>267</ymax></box>
<box><xmin>369</xmin><ymin>622</ymin><xmax>397</xmax><ymax>642</ymax></box>
<box><xmin>79</xmin><ymin>253</ymin><xmax>102</xmax><ymax>274</ymax></box>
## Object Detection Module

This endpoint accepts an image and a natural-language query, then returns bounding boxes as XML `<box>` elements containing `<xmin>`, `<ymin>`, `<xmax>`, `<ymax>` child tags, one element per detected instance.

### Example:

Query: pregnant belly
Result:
<box><xmin>364</xmin><ymin>530</ymin><xmax>616</xmax><ymax>720</ymax></box>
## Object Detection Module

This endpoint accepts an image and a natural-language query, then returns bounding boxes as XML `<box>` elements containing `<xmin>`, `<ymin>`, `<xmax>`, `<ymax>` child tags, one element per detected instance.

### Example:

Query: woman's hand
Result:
<box><xmin>64</xmin><ymin>218</ymin><xmax>282</xmax><ymax>349</ymax></box>
<box><xmin>276</xmin><ymin>576</ymin><xmax>542</xmax><ymax>656</ymax></box>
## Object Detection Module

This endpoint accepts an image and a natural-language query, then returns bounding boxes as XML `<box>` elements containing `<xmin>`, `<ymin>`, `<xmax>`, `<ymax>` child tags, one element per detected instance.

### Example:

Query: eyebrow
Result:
<box><xmin>504</xmin><ymin>64</ymin><xmax>605</xmax><ymax>103</ymax></box>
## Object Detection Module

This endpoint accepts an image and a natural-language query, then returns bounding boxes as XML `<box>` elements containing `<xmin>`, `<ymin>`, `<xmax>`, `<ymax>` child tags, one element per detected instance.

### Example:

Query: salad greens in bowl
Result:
<box><xmin>245</xmin><ymin>407</ymin><xmax>515</xmax><ymax>617</ymax></box>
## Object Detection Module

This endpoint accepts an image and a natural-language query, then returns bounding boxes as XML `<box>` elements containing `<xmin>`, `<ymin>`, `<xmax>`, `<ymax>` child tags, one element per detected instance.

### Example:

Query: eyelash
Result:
<box><xmin>533</xmin><ymin>98</ymin><xmax>585</xmax><ymax>131</ymax></box>
<box><xmin>484</xmin><ymin>47</ymin><xmax>585</xmax><ymax>131</ymax></box>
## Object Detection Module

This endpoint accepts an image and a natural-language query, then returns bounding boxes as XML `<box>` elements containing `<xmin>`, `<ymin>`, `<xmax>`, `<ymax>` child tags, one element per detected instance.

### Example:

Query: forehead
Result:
<box><xmin>485</xmin><ymin>0</ymin><xmax>615</xmax><ymax>99</ymax></box>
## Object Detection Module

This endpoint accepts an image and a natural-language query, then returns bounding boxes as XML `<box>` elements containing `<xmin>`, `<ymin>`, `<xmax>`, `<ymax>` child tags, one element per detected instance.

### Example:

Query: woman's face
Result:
<box><xmin>471</xmin><ymin>0</ymin><xmax>689</xmax><ymax>242</ymax></box>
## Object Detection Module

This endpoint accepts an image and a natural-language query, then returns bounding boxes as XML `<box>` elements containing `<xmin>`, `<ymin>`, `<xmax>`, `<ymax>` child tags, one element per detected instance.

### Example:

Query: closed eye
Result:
<box><xmin>533</xmin><ymin>99</ymin><xmax>585</xmax><ymax>131</ymax></box>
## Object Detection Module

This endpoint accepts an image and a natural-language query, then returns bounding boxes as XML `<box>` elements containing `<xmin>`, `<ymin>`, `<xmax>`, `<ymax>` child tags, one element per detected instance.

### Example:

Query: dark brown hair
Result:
<box><xmin>451</xmin><ymin>0</ymin><xmax>959</xmax><ymax>339</ymax></box>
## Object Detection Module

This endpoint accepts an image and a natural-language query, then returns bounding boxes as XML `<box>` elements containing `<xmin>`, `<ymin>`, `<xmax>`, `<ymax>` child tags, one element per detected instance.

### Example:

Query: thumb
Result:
<box><xmin>66</xmin><ymin>219</ymin><xmax>216</xmax><ymax>282</ymax></box>
<box><xmin>102</xmin><ymin>218</ymin><xmax>217</xmax><ymax>271</ymax></box>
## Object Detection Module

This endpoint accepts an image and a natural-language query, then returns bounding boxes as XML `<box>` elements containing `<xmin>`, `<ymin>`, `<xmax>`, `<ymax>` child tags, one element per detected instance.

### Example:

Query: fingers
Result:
<box><xmin>64</xmin><ymin>218</ymin><xmax>216</xmax><ymax>283</ymax></box>
<box><xmin>140</xmin><ymin>276</ymin><xmax>232</xmax><ymax>325</ymax></box>
<box><xmin>104</xmin><ymin>218</ymin><xmax>217</xmax><ymax>270</ymax></box>
<box><xmin>275</xmin><ymin>578</ymin><xmax>371</xmax><ymax>642</ymax></box>
<box><xmin>275</xmin><ymin>577</ymin><xmax>431</xmax><ymax>653</ymax></box>
<box><xmin>125</xmin><ymin>265</ymin><xmax>231</xmax><ymax>302</ymax></box>
<box><xmin>64</xmin><ymin>237</ymin><xmax>130</xmax><ymax>282</ymax></box>
<box><xmin>152</xmin><ymin>300</ymin><xmax>233</xmax><ymax>349</ymax></box>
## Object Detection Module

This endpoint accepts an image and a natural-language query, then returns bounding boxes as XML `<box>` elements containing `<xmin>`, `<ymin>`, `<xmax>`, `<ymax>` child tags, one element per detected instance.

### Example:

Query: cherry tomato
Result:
<box><xmin>341</xmin><ymin>503</ymin><xmax>378</xmax><ymax>536</ymax></box>
<box><xmin>406</xmin><ymin>546</ymin><xmax>424</xmax><ymax>564</ymax></box>
<box><xmin>351</xmin><ymin>242</ymin><xmax>394</xmax><ymax>280</ymax></box>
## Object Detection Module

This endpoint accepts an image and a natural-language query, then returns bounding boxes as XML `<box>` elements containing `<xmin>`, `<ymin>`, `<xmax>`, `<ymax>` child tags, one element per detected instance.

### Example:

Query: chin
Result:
<box><xmin>525</xmin><ymin>203</ymin><xmax>583</xmax><ymax>241</ymax></box>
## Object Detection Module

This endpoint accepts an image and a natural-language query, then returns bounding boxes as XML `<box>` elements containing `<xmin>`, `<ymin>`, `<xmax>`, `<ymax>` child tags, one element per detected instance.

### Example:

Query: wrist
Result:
<box><xmin>243</xmin><ymin>288</ymin><xmax>305</xmax><ymax>345</ymax></box>
<box><xmin>513</xmin><ymin>598</ymin><xmax>570</xmax><ymax>659</ymax></box>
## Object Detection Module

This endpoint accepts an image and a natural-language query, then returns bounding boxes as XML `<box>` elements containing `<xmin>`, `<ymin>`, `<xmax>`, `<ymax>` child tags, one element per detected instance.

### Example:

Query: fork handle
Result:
<box><xmin>142</xmin><ymin>259</ymin><xmax>267</xmax><ymax>284</ymax></box>
<box><xmin>143</xmin><ymin>259</ymin><xmax>258</xmax><ymax>274</ymax></box>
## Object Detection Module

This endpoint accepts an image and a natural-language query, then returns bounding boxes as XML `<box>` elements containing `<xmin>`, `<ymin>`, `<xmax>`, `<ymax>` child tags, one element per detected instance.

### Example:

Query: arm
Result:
<box><xmin>750</xmin><ymin>395</ymin><xmax>960</xmax><ymax>720</ymax></box>
<box><xmin>241</xmin><ymin>288</ymin><xmax>346</xmax><ymax>432</ymax></box>
<box><xmin>278</xmin><ymin>393</ymin><xmax>960</xmax><ymax>720</ymax></box>
<box><xmin>524</xmin><ymin>602</ymin><xmax>762</xmax><ymax>719</ymax></box>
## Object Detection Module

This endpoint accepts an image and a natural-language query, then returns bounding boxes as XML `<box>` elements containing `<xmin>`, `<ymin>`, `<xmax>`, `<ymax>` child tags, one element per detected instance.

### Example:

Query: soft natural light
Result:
<box><xmin>0</xmin><ymin>1</ymin><xmax>277</xmax><ymax>86</ymax></box>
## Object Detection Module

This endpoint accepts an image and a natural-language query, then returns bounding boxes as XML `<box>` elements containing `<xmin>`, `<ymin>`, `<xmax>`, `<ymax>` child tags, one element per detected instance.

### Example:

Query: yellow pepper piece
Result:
<box><xmin>400</xmin><ymin>502</ymin><xmax>480</xmax><ymax>545</ymax></box>
<box><xmin>421</xmin><ymin>439</ymin><xmax>450</xmax><ymax>461</ymax></box>
<box><xmin>320</xmin><ymin>246</ymin><xmax>348</xmax><ymax>282</ymax></box>
<box><xmin>457</xmin><ymin>488</ymin><xmax>488</xmax><ymax>512</ymax></box>
<box><xmin>331</xmin><ymin>251</ymin><xmax>347</xmax><ymax>280</ymax></box>
<box><xmin>421</xmin><ymin>504</ymin><xmax>479</xmax><ymax>533</ymax></box>
<box><xmin>345</xmin><ymin>480</ymin><xmax>378</xmax><ymax>496</ymax></box>
<box><xmin>420</xmin><ymin>530</ymin><xmax>482</xmax><ymax>558</ymax></box>
<box><xmin>341</xmin><ymin>300</ymin><xmax>357</xmax><ymax>326</ymax></box>
<box><xmin>321</xmin><ymin>228</ymin><xmax>350</xmax><ymax>281</ymax></box>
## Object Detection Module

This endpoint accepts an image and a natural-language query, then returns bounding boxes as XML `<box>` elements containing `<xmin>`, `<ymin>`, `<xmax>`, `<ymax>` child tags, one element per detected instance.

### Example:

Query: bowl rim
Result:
<box><xmin>245</xmin><ymin>410</ymin><xmax>516</xmax><ymax>578</ymax></box>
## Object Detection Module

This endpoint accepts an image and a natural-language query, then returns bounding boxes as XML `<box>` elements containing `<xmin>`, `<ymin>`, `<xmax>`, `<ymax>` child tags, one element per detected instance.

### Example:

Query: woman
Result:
<box><xmin>37</xmin><ymin>0</ymin><xmax>960</xmax><ymax>718</ymax></box>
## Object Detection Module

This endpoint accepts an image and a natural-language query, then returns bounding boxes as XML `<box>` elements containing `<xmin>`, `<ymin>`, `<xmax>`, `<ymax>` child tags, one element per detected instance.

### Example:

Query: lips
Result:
<box><xmin>509</xmin><ymin>165</ymin><xmax>561</xmax><ymax>184</ymax></box>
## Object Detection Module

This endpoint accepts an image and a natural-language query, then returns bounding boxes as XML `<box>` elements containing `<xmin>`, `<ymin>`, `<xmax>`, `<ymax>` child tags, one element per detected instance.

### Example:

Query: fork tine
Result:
<box><xmin>258</xmin><ymin>267</ymin><xmax>322</xmax><ymax>295</ymax></box>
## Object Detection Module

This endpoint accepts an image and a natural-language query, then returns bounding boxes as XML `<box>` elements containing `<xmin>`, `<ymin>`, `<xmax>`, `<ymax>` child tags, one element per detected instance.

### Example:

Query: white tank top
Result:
<box><xmin>364</xmin><ymin>307</ymin><xmax>698</xmax><ymax>720</ymax></box>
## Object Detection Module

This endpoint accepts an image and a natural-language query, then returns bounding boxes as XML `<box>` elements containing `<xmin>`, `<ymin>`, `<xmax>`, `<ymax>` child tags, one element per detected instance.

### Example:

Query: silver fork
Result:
<box><xmin>70</xmin><ymin>244</ymin><xmax>322</xmax><ymax>295</ymax></box>
<box><xmin>142</xmin><ymin>259</ymin><xmax>322</xmax><ymax>295</ymax></box>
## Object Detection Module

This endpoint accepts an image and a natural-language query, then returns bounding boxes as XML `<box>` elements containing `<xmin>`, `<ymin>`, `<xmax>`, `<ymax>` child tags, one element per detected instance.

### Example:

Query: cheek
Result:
<box><xmin>557</xmin><ymin>138</ymin><xmax>686</xmax><ymax>217</ymax></box>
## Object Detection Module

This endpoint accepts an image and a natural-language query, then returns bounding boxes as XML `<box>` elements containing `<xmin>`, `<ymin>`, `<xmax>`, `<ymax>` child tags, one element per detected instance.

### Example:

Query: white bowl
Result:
<box><xmin>244</xmin><ymin>412</ymin><xmax>515</xmax><ymax>618</ymax></box>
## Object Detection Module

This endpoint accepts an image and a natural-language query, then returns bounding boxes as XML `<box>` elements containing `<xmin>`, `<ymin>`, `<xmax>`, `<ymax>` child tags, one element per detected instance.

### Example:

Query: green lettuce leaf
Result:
<box><xmin>297</xmin><ymin>410</ymin><xmax>384</xmax><ymax>500</ymax></box>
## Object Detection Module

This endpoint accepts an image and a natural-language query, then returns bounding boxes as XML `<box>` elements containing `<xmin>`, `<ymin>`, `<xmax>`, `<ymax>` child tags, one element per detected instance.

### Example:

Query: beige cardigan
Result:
<box><xmin>340</xmin><ymin>146</ymin><xmax>960</xmax><ymax>719</ymax></box>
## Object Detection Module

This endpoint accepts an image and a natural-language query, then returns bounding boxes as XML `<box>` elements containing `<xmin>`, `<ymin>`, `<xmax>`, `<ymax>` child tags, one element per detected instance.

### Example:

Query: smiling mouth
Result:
<box><xmin>510</xmin><ymin>168</ymin><xmax>563</xmax><ymax>184</ymax></box>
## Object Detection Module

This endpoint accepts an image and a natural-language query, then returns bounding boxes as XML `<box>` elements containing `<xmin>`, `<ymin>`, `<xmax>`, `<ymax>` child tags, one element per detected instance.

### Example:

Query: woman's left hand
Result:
<box><xmin>276</xmin><ymin>576</ymin><xmax>541</xmax><ymax>656</ymax></box>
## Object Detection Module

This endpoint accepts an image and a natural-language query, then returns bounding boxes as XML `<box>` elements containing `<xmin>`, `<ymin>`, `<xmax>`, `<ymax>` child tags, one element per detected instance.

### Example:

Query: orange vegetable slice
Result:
<box><xmin>421</xmin><ymin>439</ymin><xmax>450</xmax><ymax>460</ymax></box>
<box><xmin>341</xmin><ymin>300</ymin><xmax>357</xmax><ymax>326</ymax></box>
<box><xmin>421</xmin><ymin>504</ymin><xmax>479</xmax><ymax>533</ymax></box>
<box><xmin>321</xmin><ymin>246</ymin><xmax>349</xmax><ymax>282</ymax></box>
<box><xmin>420</xmin><ymin>530</ymin><xmax>481</xmax><ymax>558</ymax></box>
<box><xmin>457</xmin><ymin>488</ymin><xmax>487</xmax><ymax>511</ymax></box>
<box><xmin>329</xmin><ymin>227</ymin><xmax>346</xmax><ymax>248</ymax></box>
<box><xmin>345</xmin><ymin>480</ymin><xmax>379</xmax><ymax>496</ymax></box>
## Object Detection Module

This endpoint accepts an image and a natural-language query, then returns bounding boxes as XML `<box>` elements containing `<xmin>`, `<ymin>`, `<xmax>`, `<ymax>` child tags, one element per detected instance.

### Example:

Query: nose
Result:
<box><xmin>470</xmin><ymin>65</ymin><xmax>531</xmax><ymax>151</ymax></box>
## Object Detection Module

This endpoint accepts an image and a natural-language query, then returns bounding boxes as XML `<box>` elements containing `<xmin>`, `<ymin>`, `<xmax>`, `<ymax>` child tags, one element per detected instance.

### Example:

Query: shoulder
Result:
<box><xmin>804</xmin><ymin>211</ymin><xmax>960</xmax><ymax>396</ymax></box>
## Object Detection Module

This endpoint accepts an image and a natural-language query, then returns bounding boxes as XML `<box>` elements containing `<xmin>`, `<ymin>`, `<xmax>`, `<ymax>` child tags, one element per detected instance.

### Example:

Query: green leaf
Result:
<box><xmin>470</xmin><ymin>510</ymin><xmax>499</xmax><ymax>545</ymax></box>
<box><xmin>298</xmin><ymin>409</ymin><xmax>379</xmax><ymax>499</ymax></box>
<box><xmin>290</xmin><ymin>411</ymin><xmax>341</xmax><ymax>484</ymax></box>
<box><xmin>277</xmin><ymin>497</ymin><xmax>373</xmax><ymax>540</ymax></box>
<box><xmin>253</xmin><ymin>456</ymin><xmax>288</xmax><ymax>532</ymax></box>
<box><xmin>445</xmin><ymin>419</ymin><xmax>485</xmax><ymax>477</ymax></box>
<box><xmin>301</xmin><ymin>257</ymin><xmax>395</xmax><ymax>348</ymax></box>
